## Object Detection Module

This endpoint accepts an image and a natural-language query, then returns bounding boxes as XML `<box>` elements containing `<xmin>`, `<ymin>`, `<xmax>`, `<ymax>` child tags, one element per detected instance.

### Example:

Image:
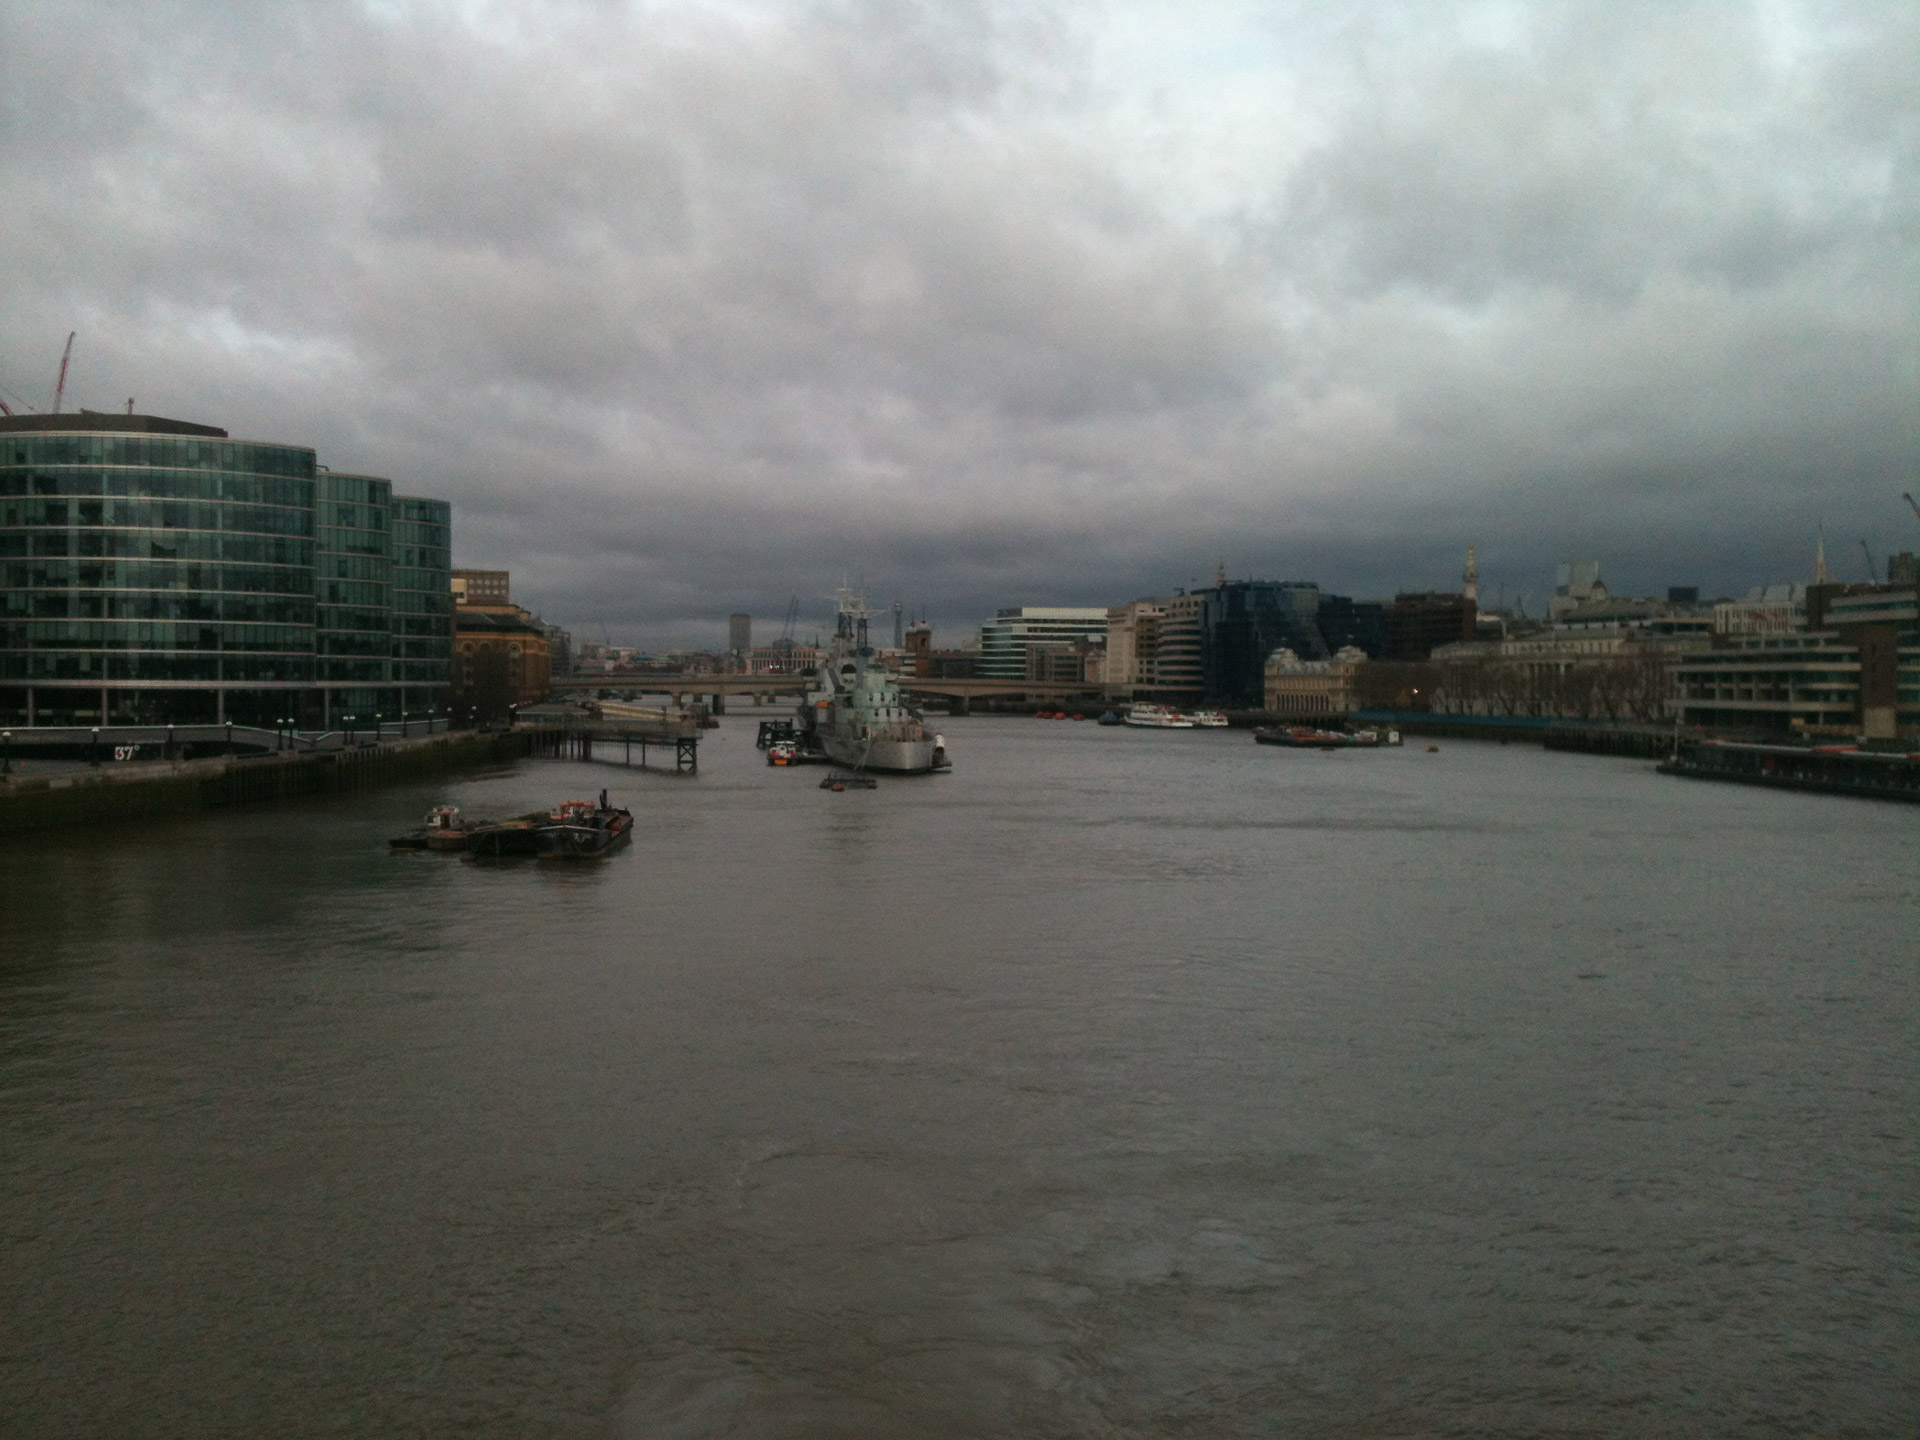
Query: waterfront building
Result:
<box><xmin>728</xmin><ymin>613</ymin><xmax>752</xmax><ymax>657</ymax></box>
<box><xmin>977</xmin><ymin>607</ymin><xmax>1109</xmax><ymax>680</ymax></box>
<box><xmin>539</xmin><ymin>619</ymin><xmax>574</xmax><ymax>676</ymax></box>
<box><xmin>1664</xmin><ymin>580</ymin><xmax>1918</xmax><ymax>736</ymax></box>
<box><xmin>1317</xmin><ymin>593</ymin><xmax>1389</xmax><ymax>658</ymax></box>
<box><xmin>0</xmin><ymin>412</ymin><xmax>452</xmax><ymax>728</ymax></box>
<box><xmin>748</xmin><ymin>643</ymin><xmax>823</xmax><ymax>675</ymax></box>
<box><xmin>451</xmin><ymin>604</ymin><xmax>551</xmax><ymax>721</ymax></box>
<box><xmin>316</xmin><ymin>472</ymin><xmax>396</xmax><ymax>728</ymax></box>
<box><xmin>450</xmin><ymin>569</ymin><xmax>510</xmax><ymax>606</ymax></box>
<box><xmin>1672</xmin><ymin>632</ymin><xmax>1884</xmax><ymax>734</ymax></box>
<box><xmin>1384</xmin><ymin>591</ymin><xmax>1477</xmax><ymax>660</ymax></box>
<box><xmin>1715</xmin><ymin>586</ymin><xmax>1805</xmax><ymax>637</ymax></box>
<box><xmin>1024</xmin><ymin>640</ymin><xmax>1104</xmax><ymax>685</ymax></box>
<box><xmin>1265</xmin><ymin>646</ymin><xmax>1368</xmax><ymax>717</ymax></box>
<box><xmin>1105</xmin><ymin>596</ymin><xmax>1204</xmax><ymax>700</ymax></box>
<box><xmin>391</xmin><ymin>498</ymin><xmax>453</xmax><ymax>703</ymax></box>
<box><xmin>904</xmin><ymin>623</ymin><xmax>932</xmax><ymax>677</ymax></box>
<box><xmin>1551</xmin><ymin>595</ymin><xmax>1715</xmax><ymax>638</ymax></box>
<box><xmin>1196</xmin><ymin>581</ymin><xmax>1326</xmax><ymax>707</ymax></box>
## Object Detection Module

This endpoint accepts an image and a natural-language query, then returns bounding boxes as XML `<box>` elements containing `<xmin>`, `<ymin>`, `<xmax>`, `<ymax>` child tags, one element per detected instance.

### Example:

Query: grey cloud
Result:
<box><xmin>1</xmin><ymin>0</ymin><xmax>1915</xmax><ymax>647</ymax></box>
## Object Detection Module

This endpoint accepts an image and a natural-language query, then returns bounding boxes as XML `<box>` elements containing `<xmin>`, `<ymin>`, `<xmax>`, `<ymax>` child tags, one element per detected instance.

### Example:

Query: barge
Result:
<box><xmin>1658</xmin><ymin>740</ymin><xmax>1920</xmax><ymax>804</ymax></box>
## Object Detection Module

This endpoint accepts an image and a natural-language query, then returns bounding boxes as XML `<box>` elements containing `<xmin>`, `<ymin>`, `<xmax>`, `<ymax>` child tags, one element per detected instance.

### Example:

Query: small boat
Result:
<box><xmin>1096</xmin><ymin>711</ymin><xmax>1124</xmax><ymax>726</ymax></box>
<box><xmin>820</xmin><ymin>772</ymin><xmax>877</xmax><ymax>790</ymax></box>
<box><xmin>390</xmin><ymin>805</ymin><xmax>473</xmax><ymax>851</ymax></box>
<box><xmin>767</xmin><ymin>740</ymin><xmax>800</xmax><ymax>766</ymax></box>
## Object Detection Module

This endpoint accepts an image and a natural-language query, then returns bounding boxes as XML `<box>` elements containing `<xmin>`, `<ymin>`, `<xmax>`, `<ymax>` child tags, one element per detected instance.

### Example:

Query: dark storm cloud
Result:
<box><xmin>2</xmin><ymin>0</ymin><xmax>1914</xmax><ymax>645</ymax></box>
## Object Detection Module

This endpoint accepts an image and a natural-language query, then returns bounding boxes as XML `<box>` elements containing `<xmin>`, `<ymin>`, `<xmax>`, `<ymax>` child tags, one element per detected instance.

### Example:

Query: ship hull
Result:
<box><xmin>819</xmin><ymin>732</ymin><xmax>937</xmax><ymax>773</ymax></box>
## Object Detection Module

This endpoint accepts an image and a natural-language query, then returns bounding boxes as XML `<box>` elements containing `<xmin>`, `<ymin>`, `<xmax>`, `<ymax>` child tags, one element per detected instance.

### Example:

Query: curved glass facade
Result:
<box><xmin>0</xmin><ymin>418</ymin><xmax>452</xmax><ymax>728</ymax></box>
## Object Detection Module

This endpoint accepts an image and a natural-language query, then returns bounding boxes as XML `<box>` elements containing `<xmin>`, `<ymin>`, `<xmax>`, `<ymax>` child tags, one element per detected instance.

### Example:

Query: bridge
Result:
<box><xmin>550</xmin><ymin>673</ymin><xmax>1107</xmax><ymax>713</ymax></box>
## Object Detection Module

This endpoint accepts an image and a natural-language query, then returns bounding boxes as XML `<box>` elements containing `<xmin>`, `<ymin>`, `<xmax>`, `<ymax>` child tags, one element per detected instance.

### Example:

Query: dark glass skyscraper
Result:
<box><xmin>1197</xmin><ymin>581</ymin><xmax>1327</xmax><ymax>707</ymax></box>
<box><xmin>0</xmin><ymin>413</ymin><xmax>452</xmax><ymax>729</ymax></box>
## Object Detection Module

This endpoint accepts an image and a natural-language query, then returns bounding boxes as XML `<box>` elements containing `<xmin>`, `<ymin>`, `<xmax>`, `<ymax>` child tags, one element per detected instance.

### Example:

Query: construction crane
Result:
<box><xmin>771</xmin><ymin>596</ymin><xmax>801</xmax><ymax>674</ymax></box>
<box><xmin>1859</xmin><ymin>540</ymin><xmax>1876</xmax><ymax>582</ymax></box>
<box><xmin>51</xmin><ymin>332</ymin><xmax>75</xmax><ymax>414</ymax></box>
<box><xmin>1904</xmin><ymin>492</ymin><xmax>1920</xmax><ymax>524</ymax></box>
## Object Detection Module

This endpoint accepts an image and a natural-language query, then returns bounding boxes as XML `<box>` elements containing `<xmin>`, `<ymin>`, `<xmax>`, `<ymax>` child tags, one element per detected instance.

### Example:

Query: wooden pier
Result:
<box><xmin>523</xmin><ymin>712</ymin><xmax>701</xmax><ymax>773</ymax></box>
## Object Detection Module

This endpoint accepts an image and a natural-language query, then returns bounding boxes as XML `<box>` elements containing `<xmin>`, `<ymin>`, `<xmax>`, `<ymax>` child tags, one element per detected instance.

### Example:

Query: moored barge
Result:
<box><xmin>1658</xmin><ymin>740</ymin><xmax>1920</xmax><ymax>803</ymax></box>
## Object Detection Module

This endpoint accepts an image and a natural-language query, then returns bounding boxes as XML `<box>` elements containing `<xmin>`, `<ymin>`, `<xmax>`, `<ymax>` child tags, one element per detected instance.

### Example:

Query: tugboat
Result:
<box><xmin>390</xmin><ymin>805</ymin><xmax>475</xmax><ymax>852</ymax></box>
<box><xmin>795</xmin><ymin>587</ymin><xmax>941</xmax><ymax>773</ymax></box>
<box><xmin>535</xmin><ymin>791</ymin><xmax>634</xmax><ymax>859</ymax></box>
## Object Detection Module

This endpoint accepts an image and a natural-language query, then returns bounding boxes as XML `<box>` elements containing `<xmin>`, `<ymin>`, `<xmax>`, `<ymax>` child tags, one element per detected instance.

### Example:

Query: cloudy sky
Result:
<box><xmin>3</xmin><ymin>0</ymin><xmax>1915</xmax><ymax>647</ymax></box>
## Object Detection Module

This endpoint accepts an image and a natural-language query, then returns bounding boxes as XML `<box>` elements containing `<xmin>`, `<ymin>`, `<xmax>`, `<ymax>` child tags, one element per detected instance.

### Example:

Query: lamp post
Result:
<box><xmin>165</xmin><ymin>723</ymin><xmax>175</xmax><ymax>762</ymax></box>
<box><xmin>90</xmin><ymin>725</ymin><xmax>101</xmax><ymax>766</ymax></box>
<box><xmin>224</xmin><ymin>719</ymin><xmax>234</xmax><ymax>756</ymax></box>
<box><xmin>2</xmin><ymin>730</ymin><xmax>11</xmax><ymax>776</ymax></box>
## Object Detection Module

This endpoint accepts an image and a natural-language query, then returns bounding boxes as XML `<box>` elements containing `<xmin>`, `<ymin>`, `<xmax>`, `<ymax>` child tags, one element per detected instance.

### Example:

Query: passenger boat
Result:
<box><xmin>1124</xmin><ymin>703</ymin><xmax>1195</xmax><ymax>729</ymax></box>
<box><xmin>1184</xmin><ymin>710</ymin><xmax>1230</xmax><ymax>728</ymax></box>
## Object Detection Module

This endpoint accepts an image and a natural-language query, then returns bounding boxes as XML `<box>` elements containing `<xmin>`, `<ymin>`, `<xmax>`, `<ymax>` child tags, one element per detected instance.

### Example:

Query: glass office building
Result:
<box><xmin>0</xmin><ymin>413</ymin><xmax>452</xmax><ymax>728</ymax></box>
<box><xmin>392</xmin><ymin>497</ymin><xmax>453</xmax><ymax>694</ymax></box>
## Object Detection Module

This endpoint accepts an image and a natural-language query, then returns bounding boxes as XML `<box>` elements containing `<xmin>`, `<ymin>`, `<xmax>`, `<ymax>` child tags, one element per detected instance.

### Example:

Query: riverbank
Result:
<box><xmin>0</xmin><ymin>728</ymin><xmax>543</xmax><ymax>836</ymax></box>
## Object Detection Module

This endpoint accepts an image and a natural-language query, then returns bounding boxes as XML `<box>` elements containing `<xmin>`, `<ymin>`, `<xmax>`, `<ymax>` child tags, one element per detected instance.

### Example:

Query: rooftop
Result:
<box><xmin>0</xmin><ymin>411</ymin><xmax>228</xmax><ymax>437</ymax></box>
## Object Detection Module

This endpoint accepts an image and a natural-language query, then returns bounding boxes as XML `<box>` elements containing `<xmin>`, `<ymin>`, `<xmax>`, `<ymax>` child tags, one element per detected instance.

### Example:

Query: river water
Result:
<box><xmin>1</xmin><ymin>718</ymin><xmax>1913</xmax><ymax>1437</ymax></box>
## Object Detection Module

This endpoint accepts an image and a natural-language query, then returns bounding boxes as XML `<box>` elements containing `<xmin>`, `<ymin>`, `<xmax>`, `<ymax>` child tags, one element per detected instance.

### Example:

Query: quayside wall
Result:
<box><xmin>0</xmin><ymin>728</ymin><xmax>551</xmax><ymax>838</ymax></box>
<box><xmin>1342</xmin><ymin>710</ymin><xmax>1677</xmax><ymax>758</ymax></box>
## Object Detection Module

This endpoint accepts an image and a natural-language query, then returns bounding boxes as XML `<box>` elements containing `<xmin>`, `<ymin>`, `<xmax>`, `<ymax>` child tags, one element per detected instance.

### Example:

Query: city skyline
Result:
<box><xmin>4</xmin><ymin>1</ymin><xmax>1914</xmax><ymax>649</ymax></box>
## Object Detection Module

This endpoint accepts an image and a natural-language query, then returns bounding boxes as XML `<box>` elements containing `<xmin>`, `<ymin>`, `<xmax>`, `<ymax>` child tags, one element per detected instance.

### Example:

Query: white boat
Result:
<box><xmin>1184</xmin><ymin>710</ymin><xmax>1230</xmax><ymax>728</ymax></box>
<box><xmin>797</xmin><ymin>588</ymin><xmax>941</xmax><ymax>773</ymax></box>
<box><xmin>1124</xmin><ymin>703</ymin><xmax>1195</xmax><ymax>729</ymax></box>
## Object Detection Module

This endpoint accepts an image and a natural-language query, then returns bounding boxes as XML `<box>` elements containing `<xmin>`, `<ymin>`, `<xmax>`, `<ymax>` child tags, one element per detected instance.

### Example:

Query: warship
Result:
<box><xmin>797</xmin><ymin>588</ymin><xmax>942</xmax><ymax>774</ymax></box>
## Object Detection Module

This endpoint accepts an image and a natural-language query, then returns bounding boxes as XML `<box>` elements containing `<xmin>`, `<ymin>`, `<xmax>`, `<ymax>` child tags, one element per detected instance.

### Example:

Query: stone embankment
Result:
<box><xmin>0</xmin><ymin>728</ymin><xmax>546</xmax><ymax>837</ymax></box>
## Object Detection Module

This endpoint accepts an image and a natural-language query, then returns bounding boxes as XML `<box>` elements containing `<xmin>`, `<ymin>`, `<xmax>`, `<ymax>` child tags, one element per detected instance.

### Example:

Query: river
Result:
<box><xmin>1</xmin><ymin>717</ymin><xmax>1913</xmax><ymax>1437</ymax></box>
